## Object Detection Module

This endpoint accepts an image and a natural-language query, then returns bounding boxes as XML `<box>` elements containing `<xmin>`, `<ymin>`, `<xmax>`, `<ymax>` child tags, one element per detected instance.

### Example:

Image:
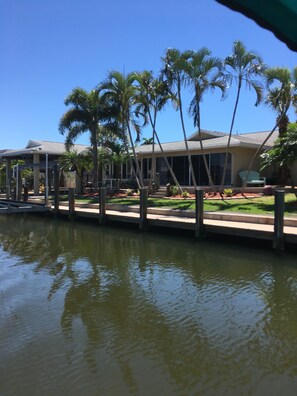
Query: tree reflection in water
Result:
<box><xmin>1</xmin><ymin>215</ymin><xmax>297</xmax><ymax>394</ymax></box>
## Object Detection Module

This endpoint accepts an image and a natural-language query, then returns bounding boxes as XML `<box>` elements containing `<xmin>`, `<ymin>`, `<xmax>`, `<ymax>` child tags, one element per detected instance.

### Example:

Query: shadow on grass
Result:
<box><xmin>148</xmin><ymin>200</ymin><xmax>194</xmax><ymax>210</ymax></box>
<box><xmin>254</xmin><ymin>200</ymin><xmax>297</xmax><ymax>215</ymax></box>
<box><xmin>106</xmin><ymin>196</ymin><xmax>297</xmax><ymax>216</ymax></box>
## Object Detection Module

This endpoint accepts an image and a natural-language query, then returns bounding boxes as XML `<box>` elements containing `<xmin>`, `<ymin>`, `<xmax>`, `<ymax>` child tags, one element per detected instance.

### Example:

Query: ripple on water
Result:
<box><xmin>1</xmin><ymin>217</ymin><xmax>297</xmax><ymax>395</ymax></box>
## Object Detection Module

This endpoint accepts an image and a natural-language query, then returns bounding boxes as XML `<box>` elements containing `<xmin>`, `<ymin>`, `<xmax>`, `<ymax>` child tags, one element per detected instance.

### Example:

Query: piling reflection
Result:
<box><xmin>1</xmin><ymin>215</ymin><xmax>297</xmax><ymax>395</ymax></box>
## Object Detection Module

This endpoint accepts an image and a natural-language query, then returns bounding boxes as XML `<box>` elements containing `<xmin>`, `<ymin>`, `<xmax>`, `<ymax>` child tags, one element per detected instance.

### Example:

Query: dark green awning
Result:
<box><xmin>216</xmin><ymin>0</ymin><xmax>297</xmax><ymax>52</ymax></box>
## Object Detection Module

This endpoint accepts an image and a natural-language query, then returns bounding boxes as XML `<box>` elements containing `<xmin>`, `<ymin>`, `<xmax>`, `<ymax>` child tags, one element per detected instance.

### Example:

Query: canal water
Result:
<box><xmin>0</xmin><ymin>215</ymin><xmax>297</xmax><ymax>396</ymax></box>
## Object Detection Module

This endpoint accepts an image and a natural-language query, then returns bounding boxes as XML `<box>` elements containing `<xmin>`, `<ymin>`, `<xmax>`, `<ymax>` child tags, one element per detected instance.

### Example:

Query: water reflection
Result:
<box><xmin>1</xmin><ymin>215</ymin><xmax>297</xmax><ymax>395</ymax></box>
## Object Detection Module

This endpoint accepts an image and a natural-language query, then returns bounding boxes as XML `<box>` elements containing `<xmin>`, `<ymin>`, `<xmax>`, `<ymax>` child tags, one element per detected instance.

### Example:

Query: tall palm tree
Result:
<box><xmin>220</xmin><ymin>41</ymin><xmax>265</xmax><ymax>193</ymax></box>
<box><xmin>265</xmin><ymin>67</ymin><xmax>297</xmax><ymax>135</ymax></box>
<box><xmin>265</xmin><ymin>67</ymin><xmax>297</xmax><ymax>184</ymax></box>
<box><xmin>99</xmin><ymin>71</ymin><xmax>144</xmax><ymax>188</ymax></box>
<box><xmin>59</xmin><ymin>88</ymin><xmax>116</xmax><ymax>191</ymax></box>
<box><xmin>183</xmin><ymin>48</ymin><xmax>225</xmax><ymax>190</ymax></box>
<box><xmin>134</xmin><ymin>70</ymin><xmax>182</xmax><ymax>191</ymax></box>
<box><xmin>243</xmin><ymin>67</ymin><xmax>297</xmax><ymax>189</ymax></box>
<box><xmin>161</xmin><ymin>48</ymin><xmax>195</xmax><ymax>187</ymax></box>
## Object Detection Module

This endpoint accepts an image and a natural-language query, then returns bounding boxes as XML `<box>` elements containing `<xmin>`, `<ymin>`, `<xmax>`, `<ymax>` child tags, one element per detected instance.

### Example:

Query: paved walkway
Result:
<box><xmin>58</xmin><ymin>204</ymin><xmax>297</xmax><ymax>245</ymax></box>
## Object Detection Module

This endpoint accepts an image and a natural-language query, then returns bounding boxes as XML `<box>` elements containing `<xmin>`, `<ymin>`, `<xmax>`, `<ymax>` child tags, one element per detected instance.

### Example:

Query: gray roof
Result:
<box><xmin>0</xmin><ymin>140</ymin><xmax>89</xmax><ymax>158</ymax></box>
<box><xmin>239</xmin><ymin>130</ymin><xmax>279</xmax><ymax>146</ymax></box>
<box><xmin>188</xmin><ymin>129</ymin><xmax>227</xmax><ymax>141</ymax></box>
<box><xmin>0</xmin><ymin>130</ymin><xmax>279</xmax><ymax>159</ymax></box>
<box><xmin>135</xmin><ymin>131</ymin><xmax>277</xmax><ymax>155</ymax></box>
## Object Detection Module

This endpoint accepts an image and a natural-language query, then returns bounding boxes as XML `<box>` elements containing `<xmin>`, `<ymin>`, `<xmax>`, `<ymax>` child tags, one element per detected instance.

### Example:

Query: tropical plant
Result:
<box><xmin>183</xmin><ymin>48</ymin><xmax>226</xmax><ymax>190</ymax></box>
<box><xmin>265</xmin><ymin>67</ymin><xmax>297</xmax><ymax>135</ymax></box>
<box><xmin>181</xmin><ymin>190</ymin><xmax>190</xmax><ymax>198</ymax></box>
<box><xmin>220</xmin><ymin>41</ymin><xmax>265</xmax><ymax>192</ymax></box>
<box><xmin>106</xmin><ymin>140</ymin><xmax>130</xmax><ymax>190</ymax></box>
<box><xmin>261</xmin><ymin>122</ymin><xmax>297</xmax><ymax>187</ymax></box>
<box><xmin>170</xmin><ymin>185</ymin><xmax>180</xmax><ymax>196</ymax></box>
<box><xmin>141</xmin><ymin>137</ymin><xmax>154</xmax><ymax>145</ymax></box>
<box><xmin>60</xmin><ymin>149</ymin><xmax>92</xmax><ymax>194</ymax></box>
<box><xmin>99</xmin><ymin>71</ymin><xmax>144</xmax><ymax>188</ymax></box>
<box><xmin>59</xmin><ymin>88</ymin><xmax>117</xmax><ymax>191</ymax></box>
<box><xmin>60</xmin><ymin>150</ymin><xmax>90</xmax><ymax>177</ymax></box>
<box><xmin>246</xmin><ymin>67</ymin><xmax>297</xmax><ymax>187</ymax></box>
<box><xmin>223</xmin><ymin>188</ymin><xmax>233</xmax><ymax>197</ymax></box>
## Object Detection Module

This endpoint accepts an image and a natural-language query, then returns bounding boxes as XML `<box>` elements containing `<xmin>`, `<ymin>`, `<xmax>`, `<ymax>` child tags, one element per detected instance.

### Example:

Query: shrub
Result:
<box><xmin>170</xmin><ymin>185</ymin><xmax>180</xmax><ymax>197</ymax></box>
<box><xmin>181</xmin><ymin>190</ymin><xmax>189</xmax><ymax>198</ymax></box>
<box><xmin>126</xmin><ymin>189</ymin><xmax>133</xmax><ymax>196</ymax></box>
<box><xmin>223</xmin><ymin>188</ymin><xmax>234</xmax><ymax>197</ymax></box>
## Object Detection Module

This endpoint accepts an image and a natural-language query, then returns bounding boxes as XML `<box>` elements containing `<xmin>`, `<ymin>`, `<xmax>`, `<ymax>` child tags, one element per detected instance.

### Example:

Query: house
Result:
<box><xmin>0</xmin><ymin>140</ymin><xmax>89</xmax><ymax>195</ymax></box>
<box><xmin>0</xmin><ymin>139</ymin><xmax>131</xmax><ymax>195</ymax></box>
<box><xmin>134</xmin><ymin>129</ymin><xmax>297</xmax><ymax>187</ymax></box>
<box><xmin>1</xmin><ymin>130</ymin><xmax>296</xmax><ymax>196</ymax></box>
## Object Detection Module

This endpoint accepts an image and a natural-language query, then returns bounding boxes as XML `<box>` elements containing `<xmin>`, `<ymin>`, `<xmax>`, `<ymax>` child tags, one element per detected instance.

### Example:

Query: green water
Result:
<box><xmin>0</xmin><ymin>215</ymin><xmax>297</xmax><ymax>396</ymax></box>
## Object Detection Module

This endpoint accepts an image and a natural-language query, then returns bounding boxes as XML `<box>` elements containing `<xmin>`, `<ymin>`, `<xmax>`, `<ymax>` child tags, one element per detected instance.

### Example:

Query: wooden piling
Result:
<box><xmin>68</xmin><ymin>188</ymin><xmax>75</xmax><ymax>220</ymax></box>
<box><xmin>53</xmin><ymin>164</ymin><xmax>60</xmax><ymax>216</ymax></box>
<box><xmin>99</xmin><ymin>187</ymin><xmax>107</xmax><ymax>224</ymax></box>
<box><xmin>139</xmin><ymin>188</ymin><xmax>148</xmax><ymax>231</ymax></box>
<box><xmin>16</xmin><ymin>166</ymin><xmax>22</xmax><ymax>201</ymax></box>
<box><xmin>195</xmin><ymin>188</ymin><xmax>204</xmax><ymax>239</ymax></box>
<box><xmin>273</xmin><ymin>190</ymin><xmax>285</xmax><ymax>252</ymax></box>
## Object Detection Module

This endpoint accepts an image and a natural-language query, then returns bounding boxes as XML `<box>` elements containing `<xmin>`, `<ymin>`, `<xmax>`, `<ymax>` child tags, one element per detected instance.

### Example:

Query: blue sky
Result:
<box><xmin>0</xmin><ymin>0</ymin><xmax>296</xmax><ymax>149</ymax></box>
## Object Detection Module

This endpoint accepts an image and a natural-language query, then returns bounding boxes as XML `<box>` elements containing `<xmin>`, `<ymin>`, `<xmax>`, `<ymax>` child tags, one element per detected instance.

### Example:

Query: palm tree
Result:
<box><xmin>99</xmin><ymin>71</ymin><xmax>144</xmax><ymax>188</ymax></box>
<box><xmin>265</xmin><ymin>67</ymin><xmax>297</xmax><ymax>134</ymax></box>
<box><xmin>183</xmin><ymin>48</ymin><xmax>225</xmax><ymax>190</ymax></box>
<box><xmin>220</xmin><ymin>41</ymin><xmax>265</xmax><ymax>193</ymax></box>
<box><xmin>106</xmin><ymin>140</ymin><xmax>130</xmax><ymax>190</ymax></box>
<box><xmin>59</xmin><ymin>88</ymin><xmax>116</xmax><ymax>191</ymax></box>
<box><xmin>60</xmin><ymin>149</ymin><xmax>92</xmax><ymax>194</ymax></box>
<box><xmin>141</xmin><ymin>137</ymin><xmax>154</xmax><ymax>145</ymax></box>
<box><xmin>243</xmin><ymin>67</ymin><xmax>297</xmax><ymax>189</ymax></box>
<box><xmin>161</xmin><ymin>48</ymin><xmax>196</xmax><ymax>187</ymax></box>
<box><xmin>135</xmin><ymin>70</ymin><xmax>182</xmax><ymax>192</ymax></box>
<box><xmin>264</xmin><ymin>67</ymin><xmax>297</xmax><ymax>184</ymax></box>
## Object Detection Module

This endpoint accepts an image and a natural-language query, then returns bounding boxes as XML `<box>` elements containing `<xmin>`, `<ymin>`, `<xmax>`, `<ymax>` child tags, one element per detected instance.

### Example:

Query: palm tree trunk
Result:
<box><xmin>92</xmin><ymin>140</ymin><xmax>99</xmax><ymax>191</ymax></box>
<box><xmin>121</xmin><ymin>126</ymin><xmax>141</xmax><ymax>189</ymax></box>
<box><xmin>153</xmin><ymin>130</ymin><xmax>182</xmax><ymax>192</ymax></box>
<box><xmin>126</xmin><ymin>120</ymin><xmax>144</xmax><ymax>188</ymax></box>
<box><xmin>177</xmin><ymin>80</ymin><xmax>197</xmax><ymax>188</ymax></box>
<box><xmin>242</xmin><ymin>113</ymin><xmax>287</xmax><ymax>193</ymax></box>
<box><xmin>196</xmin><ymin>102</ymin><xmax>216</xmax><ymax>192</ymax></box>
<box><xmin>147</xmin><ymin>108</ymin><xmax>182</xmax><ymax>192</ymax></box>
<box><xmin>220</xmin><ymin>79</ymin><xmax>242</xmax><ymax>193</ymax></box>
<box><xmin>150</xmin><ymin>110</ymin><xmax>156</xmax><ymax>188</ymax></box>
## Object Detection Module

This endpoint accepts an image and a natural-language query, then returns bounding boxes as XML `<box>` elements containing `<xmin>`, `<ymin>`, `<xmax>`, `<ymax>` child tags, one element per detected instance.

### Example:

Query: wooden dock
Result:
<box><xmin>2</xmin><ymin>188</ymin><xmax>296</xmax><ymax>249</ymax></box>
<box><xmin>0</xmin><ymin>199</ymin><xmax>51</xmax><ymax>214</ymax></box>
<box><xmin>58</xmin><ymin>203</ymin><xmax>297</xmax><ymax>246</ymax></box>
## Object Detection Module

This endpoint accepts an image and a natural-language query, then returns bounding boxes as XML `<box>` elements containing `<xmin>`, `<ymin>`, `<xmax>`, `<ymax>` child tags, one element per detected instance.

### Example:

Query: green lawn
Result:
<box><xmin>106</xmin><ymin>194</ymin><xmax>297</xmax><ymax>217</ymax></box>
<box><xmin>61</xmin><ymin>193</ymin><xmax>297</xmax><ymax>217</ymax></box>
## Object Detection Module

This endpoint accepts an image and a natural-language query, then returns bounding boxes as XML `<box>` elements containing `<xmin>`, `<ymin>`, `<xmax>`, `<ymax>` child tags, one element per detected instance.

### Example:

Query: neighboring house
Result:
<box><xmin>0</xmin><ymin>140</ymin><xmax>89</xmax><ymax>195</ymax></box>
<box><xmin>135</xmin><ymin>129</ymin><xmax>297</xmax><ymax>187</ymax></box>
<box><xmin>0</xmin><ymin>139</ymin><xmax>131</xmax><ymax>194</ymax></box>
